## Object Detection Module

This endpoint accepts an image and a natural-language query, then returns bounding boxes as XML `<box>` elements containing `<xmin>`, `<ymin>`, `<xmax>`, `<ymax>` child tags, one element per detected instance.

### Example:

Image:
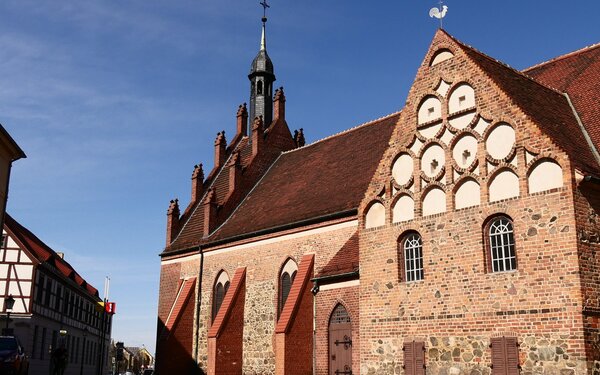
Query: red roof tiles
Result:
<box><xmin>316</xmin><ymin>231</ymin><xmax>359</xmax><ymax>278</ymax></box>
<box><xmin>523</xmin><ymin>43</ymin><xmax>600</xmax><ymax>154</ymax></box>
<box><xmin>3</xmin><ymin>213</ymin><xmax>100</xmax><ymax>299</ymax></box>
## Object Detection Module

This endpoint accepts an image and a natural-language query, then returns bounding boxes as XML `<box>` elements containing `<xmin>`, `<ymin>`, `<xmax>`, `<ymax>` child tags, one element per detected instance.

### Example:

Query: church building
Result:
<box><xmin>155</xmin><ymin>13</ymin><xmax>600</xmax><ymax>375</ymax></box>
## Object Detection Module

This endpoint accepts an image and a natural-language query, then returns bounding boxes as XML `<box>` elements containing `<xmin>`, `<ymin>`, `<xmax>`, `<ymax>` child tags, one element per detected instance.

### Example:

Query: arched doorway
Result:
<box><xmin>329</xmin><ymin>304</ymin><xmax>352</xmax><ymax>375</ymax></box>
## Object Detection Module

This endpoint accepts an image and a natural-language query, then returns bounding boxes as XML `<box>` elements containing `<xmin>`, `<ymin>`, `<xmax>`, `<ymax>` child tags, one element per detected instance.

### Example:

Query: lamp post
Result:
<box><xmin>4</xmin><ymin>294</ymin><xmax>15</xmax><ymax>334</ymax></box>
<box><xmin>80</xmin><ymin>327</ymin><xmax>88</xmax><ymax>375</ymax></box>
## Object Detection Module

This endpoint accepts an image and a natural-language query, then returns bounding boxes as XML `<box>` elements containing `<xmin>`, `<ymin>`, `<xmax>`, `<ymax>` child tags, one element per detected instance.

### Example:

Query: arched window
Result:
<box><xmin>212</xmin><ymin>271</ymin><xmax>230</xmax><ymax>321</ymax></box>
<box><xmin>279</xmin><ymin>258</ymin><xmax>298</xmax><ymax>317</ymax></box>
<box><xmin>398</xmin><ymin>232</ymin><xmax>424</xmax><ymax>282</ymax></box>
<box><xmin>485</xmin><ymin>216</ymin><xmax>517</xmax><ymax>272</ymax></box>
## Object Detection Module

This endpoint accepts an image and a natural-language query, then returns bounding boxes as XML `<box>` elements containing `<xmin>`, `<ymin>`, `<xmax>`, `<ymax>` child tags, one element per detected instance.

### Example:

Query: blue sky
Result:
<box><xmin>0</xmin><ymin>1</ymin><xmax>597</xmax><ymax>354</ymax></box>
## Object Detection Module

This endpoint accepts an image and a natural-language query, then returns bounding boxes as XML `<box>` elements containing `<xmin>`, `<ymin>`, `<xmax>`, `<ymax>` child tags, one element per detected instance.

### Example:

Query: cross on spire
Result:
<box><xmin>260</xmin><ymin>0</ymin><xmax>270</xmax><ymax>21</ymax></box>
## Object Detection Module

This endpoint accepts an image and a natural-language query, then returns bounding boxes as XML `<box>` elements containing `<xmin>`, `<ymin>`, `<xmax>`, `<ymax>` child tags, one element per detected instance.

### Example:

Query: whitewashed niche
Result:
<box><xmin>365</xmin><ymin>201</ymin><xmax>386</xmax><ymax>229</ymax></box>
<box><xmin>430</xmin><ymin>49</ymin><xmax>454</xmax><ymax>66</ymax></box>
<box><xmin>422</xmin><ymin>187</ymin><xmax>446</xmax><ymax>216</ymax></box>
<box><xmin>392</xmin><ymin>195</ymin><xmax>415</xmax><ymax>223</ymax></box>
<box><xmin>454</xmin><ymin>178</ymin><xmax>481</xmax><ymax>209</ymax></box>
<box><xmin>448</xmin><ymin>83</ymin><xmax>476</xmax><ymax>129</ymax></box>
<box><xmin>417</xmin><ymin>96</ymin><xmax>442</xmax><ymax>125</ymax></box>
<box><xmin>528</xmin><ymin>159</ymin><xmax>563</xmax><ymax>193</ymax></box>
<box><xmin>489</xmin><ymin>169</ymin><xmax>519</xmax><ymax>202</ymax></box>
<box><xmin>486</xmin><ymin>123</ymin><xmax>516</xmax><ymax>160</ymax></box>
<box><xmin>392</xmin><ymin>154</ymin><xmax>414</xmax><ymax>186</ymax></box>
<box><xmin>421</xmin><ymin>143</ymin><xmax>445</xmax><ymax>178</ymax></box>
<box><xmin>452</xmin><ymin>134</ymin><xmax>478</xmax><ymax>169</ymax></box>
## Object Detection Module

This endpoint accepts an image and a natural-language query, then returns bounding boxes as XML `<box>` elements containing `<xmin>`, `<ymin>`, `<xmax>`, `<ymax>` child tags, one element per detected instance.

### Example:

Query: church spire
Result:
<box><xmin>249</xmin><ymin>0</ymin><xmax>275</xmax><ymax>128</ymax></box>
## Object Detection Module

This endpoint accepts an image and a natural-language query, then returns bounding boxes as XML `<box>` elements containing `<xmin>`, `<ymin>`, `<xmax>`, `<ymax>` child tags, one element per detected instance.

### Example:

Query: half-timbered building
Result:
<box><xmin>1</xmin><ymin>213</ymin><xmax>113</xmax><ymax>375</ymax></box>
<box><xmin>156</xmin><ymin>22</ymin><xmax>600</xmax><ymax>375</ymax></box>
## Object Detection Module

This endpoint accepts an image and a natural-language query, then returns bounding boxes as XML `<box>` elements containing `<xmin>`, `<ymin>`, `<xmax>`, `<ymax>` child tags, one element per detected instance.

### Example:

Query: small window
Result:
<box><xmin>257</xmin><ymin>80</ymin><xmax>263</xmax><ymax>95</ymax></box>
<box><xmin>398</xmin><ymin>233</ymin><xmax>424</xmax><ymax>282</ymax></box>
<box><xmin>212</xmin><ymin>271</ymin><xmax>230</xmax><ymax>322</ymax></box>
<box><xmin>485</xmin><ymin>216</ymin><xmax>517</xmax><ymax>272</ymax></box>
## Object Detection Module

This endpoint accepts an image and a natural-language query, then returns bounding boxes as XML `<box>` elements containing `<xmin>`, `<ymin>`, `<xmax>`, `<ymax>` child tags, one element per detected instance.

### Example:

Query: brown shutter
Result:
<box><xmin>414</xmin><ymin>341</ymin><xmax>425</xmax><ymax>375</ymax></box>
<box><xmin>403</xmin><ymin>341</ymin><xmax>415</xmax><ymax>375</ymax></box>
<box><xmin>490</xmin><ymin>337</ymin><xmax>506</xmax><ymax>375</ymax></box>
<box><xmin>505</xmin><ymin>337</ymin><xmax>520</xmax><ymax>375</ymax></box>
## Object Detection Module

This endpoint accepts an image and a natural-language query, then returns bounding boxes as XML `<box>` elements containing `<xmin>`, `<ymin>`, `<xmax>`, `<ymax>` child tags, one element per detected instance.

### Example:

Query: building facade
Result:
<box><xmin>1</xmin><ymin>214</ymin><xmax>113</xmax><ymax>375</ymax></box>
<box><xmin>0</xmin><ymin>124</ymin><xmax>25</xmax><ymax>228</ymax></box>
<box><xmin>156</xmin><ymin>24</ymin><xmax>600</xmax><ymax>375</ymax></box>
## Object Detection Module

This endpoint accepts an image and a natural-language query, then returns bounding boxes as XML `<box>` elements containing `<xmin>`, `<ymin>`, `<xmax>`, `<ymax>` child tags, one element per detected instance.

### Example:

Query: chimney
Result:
<box><xmin>166</xmin><ymin>199</ymin><xmax>180</xmax><ymax>246</ymax></box>
<box><xmin>252</xmin><ymin>116</ymin><xmax>264</xmax><ymax>157</ymax></box>
<box><xmin>228</xmin><ymin>152</ymin><xmax>242</xmax><ymax>195</ymax></box>
<box><xmin>236</xmin><ymin>103</ymin><xmax>248</xmax><ymax>137</ymax></box>
<box><xmin>202</xmin><ymin>189</ymin><xmax>217</xmax><ymax>237</ymax></box>
<box><xmin>191</xmin><ymin>164</ymin><xmax>204</xmax><ymax>204</ymax></box>
<box><xmin>273</xmin><ymin>87</ymin><xmax>286</xmax><ymax>120</ymax></box>
<box><xmin>214</xmin><ymin>131</ymin><xmax>227</xmax><ymax>169</ymax></box>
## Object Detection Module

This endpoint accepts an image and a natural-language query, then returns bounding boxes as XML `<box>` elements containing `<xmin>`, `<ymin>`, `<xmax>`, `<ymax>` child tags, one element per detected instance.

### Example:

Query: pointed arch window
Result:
<box><xmin>212</xmin><ymin>271</ymin><xmax>230</xmax><ymax>321</ymax></box>
<box><xmin>398</xmin><ymin>232</ymin><xmax>424</xmax><ymax>282</ymax></box>
<box><xmin>279</xmin><ymin>258</ymin><xmax>298</xmax><ymax>317</ymax></box>
<box><xmin>257</xmin><ymin>80</ymin><xmax>263</xmax><ymax>95</ymax></box>
<box><xmin>485</xmin><ymin>215</ymin><xmax>517</xmax><ymax>272</ymax></box>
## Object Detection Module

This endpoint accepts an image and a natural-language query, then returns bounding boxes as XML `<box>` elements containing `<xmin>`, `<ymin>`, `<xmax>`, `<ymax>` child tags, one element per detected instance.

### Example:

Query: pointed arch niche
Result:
<box><xmin>365</xmin><ymin>201</ymin><xmax>385</xmax><ymax>229</ymax></box>
<box><xmin>430</xmin><ymin>49</ymin><xmax>454</xmax><ymax>66</ymax></box>
<box><xmin>489</xmin><ymin>169</ymin><xmax>519</xmax><ymax>202</ymax></box>
<box><xmin>278</xmin><ymin>258</ymin><xmax>298</xmax><ymax>317</ymax></box>
<box><xmin>212</xmin><ymin>270</ymin><xmax>230</xmax><ymax>321</ymax></box>
<box><xmin>422</xmin><ymin>187</ymin><xmax>446</xmax><ymax>216</ymax></box>
<box><xmin>528</xmin><ymin>159</ymin><xmax>563</xmax><ymax>193</ymax></box>
<box><xmin>454</xmin><ymin>178</ymin><xmax>481</xmax><ymax>209</ymax></box>
<box><xmin>392</xmin><ymin>195</ymin><xmax>415</xmax><ymax>223</ymax></box>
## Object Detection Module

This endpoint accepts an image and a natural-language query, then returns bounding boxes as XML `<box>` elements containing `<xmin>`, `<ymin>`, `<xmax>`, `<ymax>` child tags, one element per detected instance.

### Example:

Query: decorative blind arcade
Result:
<box><xmin>490</xmin><ymin>336</ymin><xmax>519</xmax><ymax>375</ymax></box>
<box><xmin>403</xmin><ymin>341</ymin><xmax>425</xmax><ymax>375</ymax></box>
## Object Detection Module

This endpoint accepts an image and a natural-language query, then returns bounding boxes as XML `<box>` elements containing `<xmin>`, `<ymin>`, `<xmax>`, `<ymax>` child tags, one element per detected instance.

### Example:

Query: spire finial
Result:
<box><xmin>259</xmin><ymin>0</ymin><xmax>270</xmax><ymax>51</ymax></box>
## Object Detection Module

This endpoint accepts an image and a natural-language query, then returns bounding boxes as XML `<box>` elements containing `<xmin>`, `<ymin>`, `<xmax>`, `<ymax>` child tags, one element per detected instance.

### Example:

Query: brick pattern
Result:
<box><xmin>161</xmin><ymin>277</ymin><xmax>196</xmax><ymax>339</ymax></box>
<box><xmin>358</xmin><ymin>30</ymin><xmax>590</xmax><ymax>374</ymax></box>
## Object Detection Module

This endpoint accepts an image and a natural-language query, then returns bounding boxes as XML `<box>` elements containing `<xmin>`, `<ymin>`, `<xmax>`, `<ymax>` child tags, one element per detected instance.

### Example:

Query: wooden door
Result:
<box><xmin>329</xmin><ymin>304</ymin><xmax>352</xmax><ymax>375</ymax></box>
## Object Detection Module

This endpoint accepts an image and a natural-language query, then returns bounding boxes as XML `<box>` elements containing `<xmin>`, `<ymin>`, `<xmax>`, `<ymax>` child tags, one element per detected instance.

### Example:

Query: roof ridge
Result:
<box><xmin>282</xmin><ymin>110</ymin><xmax>401</xmax><ymax>155</ymax></box>
<box><xmin>445</xmin><ymin>32</ymin><xmax>567</xmax><ymax>96</ymax></box>
<box><xmin>522</xmin><ymin>41</ymin><xmax>600</xmax><ymax>73</ymax></box>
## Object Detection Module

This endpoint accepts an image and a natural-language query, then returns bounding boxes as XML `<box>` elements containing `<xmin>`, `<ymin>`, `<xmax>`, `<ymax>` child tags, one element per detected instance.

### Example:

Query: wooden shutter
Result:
<box><xmin>404</xmin><ymin>341</ymin><xmax>425</xmax><ymax>375</ymax></box>
<box><xmin>491</xmin><ymin>337</ymin><xmax>519</xmax><ymax>375</ymax></box>
<box><xmin>403</xmin><ymin>341</ymin><xmax>415</xmax><ymax>375</ymax></box>
<box><xmin>414</xmin><ymin>341</ymin><xmax>425</xmax><ymax>375</ymax></box>
<box><xmin>505</xmin><ymin>337</ymin><xmax>520</xmax><ymax>375</ymax></box>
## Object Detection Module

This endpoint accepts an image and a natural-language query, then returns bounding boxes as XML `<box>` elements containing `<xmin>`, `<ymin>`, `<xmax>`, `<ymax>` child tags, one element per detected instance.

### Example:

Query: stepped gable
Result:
<box><xmin>445</xmin><ymin>31</ymin><xmax>600</xmax><ymax>174</ymax></box>
<box><xmin>207</xmin><ymin>112</ymin><xmax>399</xmax><ymax>244</ymax></box>
<box><xmin>4</xmin><ymin>213</ymin><xmax>100</xmax><ymax>298</ymax></box>
<box><xmin>523</xmin><ymin>43</ymin><xmax>600</xmax><ymax>151</ymax></box>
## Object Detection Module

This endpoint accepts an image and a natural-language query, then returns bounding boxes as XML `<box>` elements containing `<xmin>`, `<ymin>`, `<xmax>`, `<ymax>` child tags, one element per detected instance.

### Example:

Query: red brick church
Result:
<box><xmin>155</xmin><ymin>14</ymin><xmax>600</xmax><ymax>375</ymax></box>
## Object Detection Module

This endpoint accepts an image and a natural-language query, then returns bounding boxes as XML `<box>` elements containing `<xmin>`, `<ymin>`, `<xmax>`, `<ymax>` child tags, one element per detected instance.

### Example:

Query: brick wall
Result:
<box><xmin>358</xmin><ymin>31</ymin><xmax>589</xmax><ymax>374</ymax></box>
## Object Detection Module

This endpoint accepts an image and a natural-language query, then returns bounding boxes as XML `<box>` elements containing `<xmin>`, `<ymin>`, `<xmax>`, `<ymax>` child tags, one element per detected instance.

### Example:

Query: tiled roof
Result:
<box><xmin>445</xmin><ymin>31</ymin><xmax>600</xmax><ymax>174</ymax></box>
<box><xmin>208</xmin><ymin>267</ymin><xmax>246</xmax><ymax>338</ymax></box>
<box><xmin>523</xmin><ymin>43</ymin><xmax>600</xmax><ymax>154</ymax></box>
<box><xmin>275</xmin><ymin>254</ymin><xmax>314</xmax><ymax>334</ymax></box>
<box><xmin>162</xmin><ymin>277</ymin><xmax>196</xmax><ymax>340</ymax></box>
<box><xmin>208</xmin><ymin>113</ymin><xmax>400</xmax><ymax>243</ymax></box>
<box><xmin>316</xmin><ymin>231</ymin><xmax>359</xmax><ymax>278</ymax></box>
<box><xmin>4</xmin><ymin>213</ymin><xmax>100</xmax><ymax>299</ymax></box>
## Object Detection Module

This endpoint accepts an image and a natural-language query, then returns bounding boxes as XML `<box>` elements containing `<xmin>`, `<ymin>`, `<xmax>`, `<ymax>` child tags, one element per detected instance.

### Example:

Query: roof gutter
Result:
<box><xmin>310</xmin><ymin>270</ymin><xmax>359</xmax><ymax>296</ymax></box>
<box><xmin>160</xmin><ymin>208</ymin><xmax>358</xmax><ymax>257</ymax></box>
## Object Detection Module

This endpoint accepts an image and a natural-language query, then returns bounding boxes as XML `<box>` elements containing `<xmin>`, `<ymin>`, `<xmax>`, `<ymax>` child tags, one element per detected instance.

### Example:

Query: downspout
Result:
<box><xmin>194</xmin><ymin>246</ymin><xmax>204</xmax><ymax>372</ymax></box>
<box><xmin>311</xmin><ymin>281</ymin><xmax>320</xmax><ymax>375</ymax></box>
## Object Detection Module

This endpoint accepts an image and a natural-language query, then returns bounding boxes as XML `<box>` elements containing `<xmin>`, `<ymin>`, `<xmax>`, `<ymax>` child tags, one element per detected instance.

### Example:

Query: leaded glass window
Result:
<box><xmin>403</xmin><ymin>233</ymin><xmax>424</xmax><ymax>282</ymax></box>
<box><xmin>489</xmin><ymin>217</ymin><xmax>516</xmax><ymax>272</ymax></box>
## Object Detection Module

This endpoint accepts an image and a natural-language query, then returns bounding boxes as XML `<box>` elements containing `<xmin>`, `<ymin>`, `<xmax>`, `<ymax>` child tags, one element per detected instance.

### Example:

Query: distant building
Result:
<box><xmin>1</xmin><ymin>213</ymin><xmax>113</xmax><ymax>375</ymax></box>
<box><xmin>125</xmin><ymin>346</ymin><xmax>155</xmax><ymax>373</ymax></box>
<box><xmin>155</xmin><ymin>16</ymin><xmax>600</xmax><ymax>375</ymax></box>
<box><xmin>0</xmin><ymin>124</ymin><xmax>25</xmax><ymax>227</ymax></box>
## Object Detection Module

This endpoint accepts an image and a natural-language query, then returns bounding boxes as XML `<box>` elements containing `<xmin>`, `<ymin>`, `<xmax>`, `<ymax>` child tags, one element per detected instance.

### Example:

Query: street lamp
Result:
<box><xmin>80</xmin><ymin>327</ymin><xmax>88</xmax><ymax>375</ymax></box>
<box><xmin>4</xmin><ymin>295</ymin><xmax>15</xmax><ymax>333</ymax></box>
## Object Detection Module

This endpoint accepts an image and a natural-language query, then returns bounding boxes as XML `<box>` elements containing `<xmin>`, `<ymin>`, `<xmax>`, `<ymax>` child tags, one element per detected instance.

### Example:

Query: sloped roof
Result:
<box><xmin>316</xmin><ymin>231</ymin><xmax>359</xmax><ymax>278</ymax></box>
<box><xmin>523</xmin><ymin>43</ymin><xmax>600</xmax><ymax>152</ymax></box>
<box><xmin>445</xmin><ymin>31</ymin><xmax>600</xmax><ymax>174</ymax></box>
<box><xmin>208</xmin><ymin>113</ymin><xmax>400</xmax><ymax>243</ymax></box>
<box><xmin>4</xmin><ymin>213</ymin><xmax>100</xmax><ymax>300</ymax></box>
